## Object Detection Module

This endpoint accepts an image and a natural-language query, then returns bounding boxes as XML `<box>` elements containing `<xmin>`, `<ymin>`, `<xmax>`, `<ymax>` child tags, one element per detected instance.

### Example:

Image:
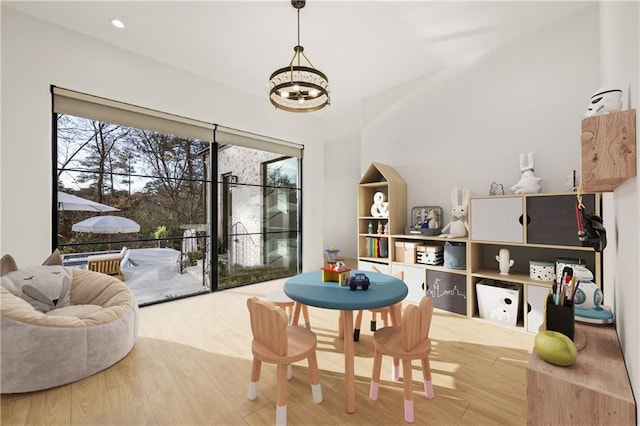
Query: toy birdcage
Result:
<box><xmin>324</xmin><ymin>247</ymin><xmax>340</xmax><ymax>266</ymax></box>
<box><xmin>405</xmin><ymin>205</ymin><xmax>443</xmax><ymax>235</ymax></box>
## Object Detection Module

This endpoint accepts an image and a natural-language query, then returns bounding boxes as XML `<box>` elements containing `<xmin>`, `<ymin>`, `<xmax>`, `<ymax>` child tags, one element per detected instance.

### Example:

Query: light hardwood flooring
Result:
<box><xmin>1</xmin><ymin>278</ymin><xmax>534</xmax><ymax>425</ymax></box>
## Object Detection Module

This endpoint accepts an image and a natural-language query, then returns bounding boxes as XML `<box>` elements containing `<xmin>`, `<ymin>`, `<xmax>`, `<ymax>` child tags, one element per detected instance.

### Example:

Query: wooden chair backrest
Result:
<box><xmin>246</xmin><ymin>296</ymin><xmax>289</xmax><ymax>357</ymax></box>
<box><xmin>87</xmin><ymin>257</ymin><xmax>121</xmax><ymax>276</ymax></box>
<box><xmin>371</xmin><ymin>266</ymin><xmax>404</xmax><ymax>281</ymax></box>
<box><xmin>402</xmin><ymin>296</ymin><xmax>434</xmax><ymax>351</ymax></box>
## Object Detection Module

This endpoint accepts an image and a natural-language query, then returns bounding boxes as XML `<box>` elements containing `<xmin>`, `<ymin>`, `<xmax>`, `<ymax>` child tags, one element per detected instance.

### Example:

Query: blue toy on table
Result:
<box><xmin>348</xmin><ymin>273</ymin><xmax>370</xmax><ymax>291</ymax></box>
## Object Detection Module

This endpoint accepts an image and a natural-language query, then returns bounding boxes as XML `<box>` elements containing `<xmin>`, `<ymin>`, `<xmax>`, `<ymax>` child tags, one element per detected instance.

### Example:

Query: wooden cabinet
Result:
<box><xmin>388</xmin><ymin>235</ymin><xmax>470</xmax><ymax>314</ymax></box>
<box><xmin>526</xmin><ymin>193</ymin><xmax>596</xmax><ymax>246</ymax></box>
<box><xmin>356</xmin><ymin>163</ymin><xmax>470</xmax><ymax>315</ymax></box>
<box><xmin>470</xmin><ymin>196</ymin><xmax>523</xmax><ymax>243</ymax></box>
<box><xmin>390</xmin><ymin>263</ymin><xmax>427</xmax><ymax>304</ymax></box>
<box><xmin>468</xmin><ymin>193</ymin><xmax>602</xmax><ymax>332</ymax></box>
<box><xmin>355</xmin><ymin>175</ymin><xmax>604</xmax><ymax>334</ymax></box>
<box><xmin>581</xmin><ymin>109</ymin><xmax>636</xmax><ymax>192</ymax></box>
<box><xmin>356</xmin><ymin>162</ymin><xmax>406</xmax><ymax>264</ymax></box>
<box><xmin>527</xmin><ymin>323</ymin><xmax>636</xmax><ymax>425</ymax></box>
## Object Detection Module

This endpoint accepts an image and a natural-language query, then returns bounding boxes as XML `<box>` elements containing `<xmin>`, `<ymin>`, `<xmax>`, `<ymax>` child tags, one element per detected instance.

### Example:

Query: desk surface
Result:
<box><xmin>284</xmin><ymin>270</ymin><xmax>408</xmax><ymax>310</ymax></box>
<box><xmin>527</xmin><ymin>323</ymin><xmax>635</xmax><ymax>425</ymax></box>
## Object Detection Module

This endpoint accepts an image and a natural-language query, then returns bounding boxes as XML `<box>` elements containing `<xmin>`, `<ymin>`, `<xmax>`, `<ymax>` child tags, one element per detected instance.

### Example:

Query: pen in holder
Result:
<box><xmin>545</xmin><ymin>293</ymin><xmax>575</xmax><ymax>341</ymax></box>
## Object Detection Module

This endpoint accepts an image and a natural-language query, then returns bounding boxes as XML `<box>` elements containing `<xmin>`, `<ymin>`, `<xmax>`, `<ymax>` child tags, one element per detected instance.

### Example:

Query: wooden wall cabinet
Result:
<box><xmin>581</xmin><ymin>109</ymin><xmax>636</xmax><ymax>192</ymax></box>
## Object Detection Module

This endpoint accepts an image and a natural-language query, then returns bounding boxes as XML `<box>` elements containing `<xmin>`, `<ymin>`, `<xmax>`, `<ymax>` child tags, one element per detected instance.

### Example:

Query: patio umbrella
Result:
<box><xmin>72</xmin><ymin>215</ymin><xmax>140</xmax><ymax>234</ymax></box>
<box><xmin>58</xmin><ymin>191</ymin><xmax>119</xmax><ymax>212</ymax></box>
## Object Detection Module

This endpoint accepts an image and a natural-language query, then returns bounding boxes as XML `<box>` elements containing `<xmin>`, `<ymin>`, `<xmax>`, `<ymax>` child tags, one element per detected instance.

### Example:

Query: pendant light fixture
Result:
<box><xmin>269</xmin><ymin>0</ymin><xmax>330</xmax><ymax>112</ymax></box>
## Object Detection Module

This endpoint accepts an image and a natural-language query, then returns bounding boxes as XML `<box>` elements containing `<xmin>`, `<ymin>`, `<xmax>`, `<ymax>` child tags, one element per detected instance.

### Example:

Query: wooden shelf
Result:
<box><xmin>390</xmin><ymin>234</ymin><xmax>468</xmax><ymax>243</ymax></box>
<box><xmin>394</xmin><ymin>261</ymin><xmax>467</xmax><ymax>276</ymax></box>
<box><xmin>358</xmin><ymin>181</ymin><xmax>389</xmax><ymax>188</ymax></box>
<box><xmin>470</xmin><ymin>240</ymin><xmax>596</xmax><ymax>252</ymax></box>
<box><xmin>357</xmin><ymin>162</ymin><xmax>406</xmax><ymax>264</ymax></box>
<box><xmin>358</xmin><ymin>256</ymin><xmax>389</xmax><ymax>264</ymax></box>
<box><xmin>469</xmin><ymin>193</ymin><xmax>602</xmax><ymax>334</ymax></box>
<box><xmin>471</xmin><ymin>269</ymin><xmax>554</xmax><ymax>287</ymax></box>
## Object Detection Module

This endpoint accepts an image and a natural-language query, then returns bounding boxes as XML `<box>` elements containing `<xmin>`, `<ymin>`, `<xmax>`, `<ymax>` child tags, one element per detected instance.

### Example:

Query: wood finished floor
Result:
<box><xmin>1</xmin><ymin>278</ymin><xmax>534</xmax><ymax>425</ymax></box>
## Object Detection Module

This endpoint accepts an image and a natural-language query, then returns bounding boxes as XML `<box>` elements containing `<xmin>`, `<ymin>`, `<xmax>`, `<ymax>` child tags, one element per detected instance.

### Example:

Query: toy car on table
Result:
<box><xmin>348</xmin><ymin>273</ymin><xmax>370</xmax><ymax>291</ymax></box>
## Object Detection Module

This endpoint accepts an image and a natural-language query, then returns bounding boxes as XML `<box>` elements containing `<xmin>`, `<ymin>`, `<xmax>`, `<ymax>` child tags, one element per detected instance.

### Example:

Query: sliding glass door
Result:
<box><xmin>216</xmin><ymin>145</ymin><xmax>301</xmax><ymax>289</ymax></box>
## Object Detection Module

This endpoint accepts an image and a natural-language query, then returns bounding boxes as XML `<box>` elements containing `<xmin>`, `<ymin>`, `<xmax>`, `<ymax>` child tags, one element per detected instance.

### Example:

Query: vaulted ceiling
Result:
<box><xmin>5</xmin><ymin>1</ymin><xmax>595</xmax><ymax>139</ymax></box>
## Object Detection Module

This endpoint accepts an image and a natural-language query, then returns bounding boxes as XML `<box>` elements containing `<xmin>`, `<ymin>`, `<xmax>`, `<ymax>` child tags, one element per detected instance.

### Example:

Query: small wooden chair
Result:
<box><xmin>369</xmin><ymin>296</ymin><xmax>434</xmax><ymax>423</ymax></box>
<box><xmin>246</xmin><ymin>297</ymin><xmax>322</xmax><ymax>426</ymax></box>
<box><xmin>266</xmin><ymin>289</ymin><xmax>311</xmax><ymax>329</ymax></box>
<box><xmin>353</xmin><ymin>267</ymin><xmax>404</xmax><ymax>341</ymax></box>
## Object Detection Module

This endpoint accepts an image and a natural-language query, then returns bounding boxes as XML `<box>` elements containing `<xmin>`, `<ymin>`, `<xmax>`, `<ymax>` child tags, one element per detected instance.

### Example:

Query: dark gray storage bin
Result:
<box><xmin>425</xmin><ymin>270</ymin><xmax>467</xmax><ymax>315</ymax></box>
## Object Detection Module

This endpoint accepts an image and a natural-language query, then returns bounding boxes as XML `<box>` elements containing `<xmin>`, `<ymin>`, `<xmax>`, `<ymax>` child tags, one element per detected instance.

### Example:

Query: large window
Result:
<box><xmin>216</xmin><ymin>146</ymin><xmax>301</xmax><ymax>288</ymax></box>
<box><xmin>56</xmin><ymin>114</ymin><xmax>212</xmax><ymax>305</ymax></box>
<box><xmin>53</xmin><ymin>87</ymin><xmax>303</xmax><ymax>305</ymax></box>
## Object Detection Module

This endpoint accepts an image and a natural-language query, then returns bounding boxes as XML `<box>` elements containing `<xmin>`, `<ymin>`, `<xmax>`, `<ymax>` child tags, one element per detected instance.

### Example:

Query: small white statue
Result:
<box><xmin>585</xmin><ymin>87</ymin><xmax>623</xmax><ymax>117</ymax></box>
<box><xmin>511</xmin><ymin>152</ymin><xmax>542</xmax><ymax>194</ymax></box>
<box><xmin>496</xmin><ymin>249</ymin><xmax>514</xmax><ymax>275</ymax></box>
<box><xmin>440</xmin><ymin>187</ymin><xmax>469</xmax><ymax>238</ymax></box>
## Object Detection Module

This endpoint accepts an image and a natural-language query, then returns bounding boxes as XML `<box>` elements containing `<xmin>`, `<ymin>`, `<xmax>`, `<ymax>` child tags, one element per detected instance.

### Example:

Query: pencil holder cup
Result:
<box><xmin>545</xmin><ymin>296</ymin><xmax>575</xmax><ymax>341</ymax></box>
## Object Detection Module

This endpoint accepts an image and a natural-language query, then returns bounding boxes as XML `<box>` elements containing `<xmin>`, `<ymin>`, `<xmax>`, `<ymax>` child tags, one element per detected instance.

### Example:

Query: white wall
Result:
<box><xmin>352</xmin><ymin>3</ymin><xmax>640</xmax><ymax>414</ymax></box>
<box><xmin>599</xmin><ymin>1</ymin><xmax>640</xmax><ymax>419</ymax></box>
<box><xmin>323</xmin><ymin>135</ymin><xmax>360</xmax><ymax>258</ymax></box>
<box><xmin>0</xmin><ymin>8</ymin><xmax>325</xmax><ymax>271</ymax></box>
<box><xmin>360</xmin><ymin>7</ymin><xmax>599</xmax><ymax>224</ymax></box>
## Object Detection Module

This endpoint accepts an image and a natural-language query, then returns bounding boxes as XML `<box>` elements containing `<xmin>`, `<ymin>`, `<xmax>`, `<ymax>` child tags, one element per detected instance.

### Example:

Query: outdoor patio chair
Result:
<box><xmin>87</xmin><ymin>253</ymin><xmax>124</xmax><ymax>281</ymax></box>
<box><xmin>120</xmin><ymin>247</ymin><xmax>136</xmax><ymax>269</ymax></box>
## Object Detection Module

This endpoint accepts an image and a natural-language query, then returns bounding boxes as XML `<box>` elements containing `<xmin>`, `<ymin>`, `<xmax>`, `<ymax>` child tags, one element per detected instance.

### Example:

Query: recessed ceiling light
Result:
<box><xmin>109</xmin><ymin>18</ymin><xmax>125</xmax><ymax>29</ymax></box>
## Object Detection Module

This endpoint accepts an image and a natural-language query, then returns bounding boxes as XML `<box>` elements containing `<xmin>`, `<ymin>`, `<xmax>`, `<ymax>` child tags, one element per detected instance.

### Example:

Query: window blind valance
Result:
<box><xmin>214</xmin><ymin>126</ymin><xmax>303</xmax><ymax>158</ymax></box>
<box><xmin>52</xmin><ymin>86</ymin><xmax>215</xmax><ymax>142</ymax></box>
<box><xmin>51</xmin><ymin>86</ymin><xmax>305</xmax><ymax>158</ymax></box>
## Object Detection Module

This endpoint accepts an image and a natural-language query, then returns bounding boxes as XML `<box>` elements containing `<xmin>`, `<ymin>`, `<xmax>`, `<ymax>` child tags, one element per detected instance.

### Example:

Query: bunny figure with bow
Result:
<box><xmin>440</xmin><ymin>187</ymin><xmax>470</xmax><ymax>238</ymax></box>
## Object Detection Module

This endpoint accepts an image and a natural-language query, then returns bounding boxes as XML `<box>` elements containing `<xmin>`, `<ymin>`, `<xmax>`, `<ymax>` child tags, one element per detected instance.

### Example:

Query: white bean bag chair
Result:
<box><xmin>1</xmin><ymin>250</ymin><xmax>138</xmax><ymax>393</ymax></box>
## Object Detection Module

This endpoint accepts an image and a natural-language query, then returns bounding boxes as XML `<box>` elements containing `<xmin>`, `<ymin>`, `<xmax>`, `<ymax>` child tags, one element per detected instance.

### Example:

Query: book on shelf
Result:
<box><xmin>365</xmin><ymin>236</ymin><xmax>388</xmax><ymax>258</ymax></box>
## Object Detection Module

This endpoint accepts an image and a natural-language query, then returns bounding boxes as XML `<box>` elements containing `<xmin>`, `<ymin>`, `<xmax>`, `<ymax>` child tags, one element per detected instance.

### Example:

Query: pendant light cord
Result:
<box><xmin>297</xmin><ymin>9</ymin><xmax>301</xmax><ymax>67</ymax></box>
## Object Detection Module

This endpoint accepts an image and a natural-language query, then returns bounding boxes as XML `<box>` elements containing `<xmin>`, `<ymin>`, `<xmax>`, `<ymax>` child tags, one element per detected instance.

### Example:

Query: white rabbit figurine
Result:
<box><xmin>439</xmin><ymin>187</ymin><xmax>470</xmax><ymax>238</ymax></box>
<box><xmin>511</xmin><ymin>152</ymin><xmax>542</xmax><ymax>194</ymax></box>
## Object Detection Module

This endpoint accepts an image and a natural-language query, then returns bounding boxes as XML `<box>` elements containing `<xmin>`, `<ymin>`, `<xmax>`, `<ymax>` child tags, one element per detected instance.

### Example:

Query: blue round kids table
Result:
<box><xmin>284</xmin><ymin>270</ymin><xmax>408</xmax><ymax>413</ymax></box>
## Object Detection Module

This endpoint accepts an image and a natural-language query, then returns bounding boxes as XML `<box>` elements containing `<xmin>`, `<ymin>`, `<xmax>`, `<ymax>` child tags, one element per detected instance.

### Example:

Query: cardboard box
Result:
<box><xmin>476</xmin><ymin>280</ymin><xmax>522</xmax><ymax>326</ymax></box>
<box><xmin>403</xmin><ymin>242</ymin><xmax>419</xmax><ymax>264</ymax></box>
<box><xmin>394</xmin><ymin>241</ymin><xmax>405</xmax><ymax>263</ymax></box>
<box><xmin>417</xmin><ymin>245</ymin><xmax>443</xmax><ymax>265</ymax></box>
